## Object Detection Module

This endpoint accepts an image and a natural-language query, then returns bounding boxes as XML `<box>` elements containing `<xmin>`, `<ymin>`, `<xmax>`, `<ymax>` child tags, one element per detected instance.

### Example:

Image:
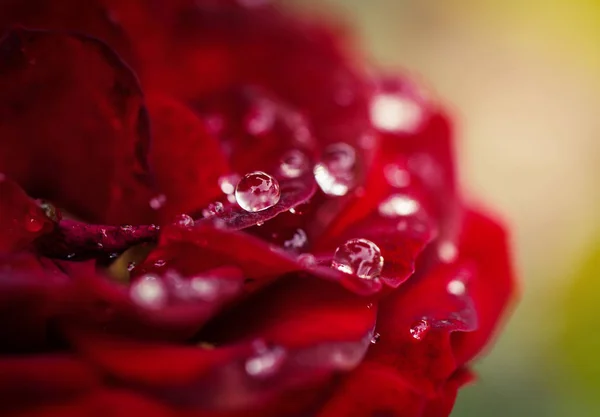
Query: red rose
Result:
<box><xmin>0</xmin><ymin>1</ymin><xmax>515</xmax><ymax>416</ymax></box>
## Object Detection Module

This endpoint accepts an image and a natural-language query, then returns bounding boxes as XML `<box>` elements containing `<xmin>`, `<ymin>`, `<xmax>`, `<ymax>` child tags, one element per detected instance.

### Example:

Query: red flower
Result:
<box><xmin>0</xmin><ymin>1</ymin><xmax>516</xmax><ymax>416</ymax></box>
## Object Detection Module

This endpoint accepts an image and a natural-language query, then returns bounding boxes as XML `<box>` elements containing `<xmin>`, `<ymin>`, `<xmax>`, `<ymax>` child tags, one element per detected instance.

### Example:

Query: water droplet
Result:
<box><xmin>25</xmin><ymin>215</ymin><xmax>44</xmax><ymax>232</ymax></box>
<box><xmin>245</xmin><ymin>341</ymin><xmax>286</xmax><ymax>378</ymax></box>
<box><xmin>383</xmin><ymin>164</ymin><xmax>410</xmax><ymax>188</ymax></box>
<box><xmin>149</xmin><ymin>194</ymin><xmax>167</xmax><ymax>210</ymax></box>
<box><xmin>189</xmin><ymin>277</ymin><xmax>220</xmax><ymax>301</ymax></box>
<box><xmin>173</xmin><ymin>213</ymin><xmax>194</xmax><ymax>227</ymax></box>
<box><xmin>130</xmin><ymin>275</ymin><xmax>167</xmax><ymax>309</ymax></box>
<box><xmin>154</xmin><ymin>259</ymin><xmax>166</xmax><ymax>268</ymax></box>
<box><xmin>370</xmin><ymin>332</ymin><xmax>381</xmax><ymax>344</ymax></box>
<box><xmin>378</xmin><ymin>194</ymin><xmax>420</xmax><ymax>217</ymax></box>
<box><xmin>202</xmin><ymin>202</ymin><xmax>224</xmax><ymax>218</ymax></box>
<box><xmin>256</xmin><ymin>221</ymin><xmax>264</xmax><ymax>227</ymax></box>
<box><xmin>313</xmin><ymin>143</ymin><xmax>356</xmax><ymax>196</ymax></box>
<box><xmin>438</xmin><ymin>241</ymin><xmax>458</xmax><ymax>263</ymax></box>
<box><xmin>410</xmin><ymin>319</ymin><xmax>430</xmax><ymax>341</ymax></box>
<box><xmin>218</xmin><ymin>174</ymin><xmax>240</xmax><ymax>195</ymax></box>
<box><xmin>120</xmin><ymin>224</ymin><xmax>134</xmax><ymax>232</ymax></box>
<box><xmin>367</xmin><ymin>303</ymin><xmax>374</xmax><ymax>309</ymax></box>
<box><xmin>297</xmin><ymin>253</ymin><xmax>316</xmax><ymax>268</ymax></box>
<box><xmin>447</xmin><ymin>279</ymin><xmax>466</xmax><ymax>296</ymax></box>
<box><xmin>127</xmin><ymin>261</ymin><xmax>136</xmax><ymax>272</ymax></box>
<box><xmin>37</xmin><ymin>200</ymin><xmax>61</xmax><ymax>222</ymax></box>
<box><xmin>244</xmin><ymin>99</ymin><xmax>276</xmax><ymax>135</ymax></box>
<box><xmin>279</xmin><ymin>150</ymin><xmax>309</xmax><ymax>178</ymax></box>
<box><xmin>283</xmin><ymin>229</ymin><xmax>308</xmax><ymax>251</ymax></box>
<box><xmin>331</xmin><ymin>238</ymin><xmax>384</xmax><ymax>280</ymax></box>
<box><xmin>370</xmin><ymin>93</ymin><xmax>423</xmax><ymax>133</ymax></box>
<box><xmin>235</xmin><ymin>171</ymin><xmax>281</xmax><ymax>212</ymax></box>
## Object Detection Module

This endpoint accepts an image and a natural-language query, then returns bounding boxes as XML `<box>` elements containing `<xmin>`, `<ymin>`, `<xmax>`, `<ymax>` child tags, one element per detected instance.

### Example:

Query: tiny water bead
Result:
<box><xmin>409</xmin><ymin>319</ymin><xmax>431</xmax><ymax>341</ymax></box>
<box><xmin>201</xmin><ymin>202</ymin><xmax>224</xmax><ymax>218</ymax></box>
<box><xmin>235</xmin><ymin>171</ymin><xmax>281</xmax><ymax>212</ymax></box>
<box><xmin>438</xmin><ymin>241</ymin><xmax>458</xmax><ymax>263</ymax></box>
<box><xmin>378</xmin><ymin>194</ymin><xmax>420</xmax><ymax>218</ymax></box>
<box><xmin>370</xmin><ymin>332</ymin><xmax>381</xmax><ymax>345</ymax></box>
<box><xmin>297</xmin><ymin>253</ymin><xmax>316</xmax><ymax>268</ymax></box>
<box><xmin>171</xmin><ymin>213</ymin><xmax>194</xmax><ymax>227</ymax></box>
<box><xmin>130</xmin><ymin>274</ymin><xmax>167</xmax><ymax>309</ymax></box>
<box><xmin>283</xmin><ymin>228</ymin><xmax>308</xmax><ymax>251</ymax></box>
<box><xmin>245</xmin><ymin>341</ymin><xmax>287</xmax><ymax>378</ymax></box>
<box><xmin>331</xmin><ymin>238</ymin><xmax>384</xmax><ymax>280</ymax></box>
<box><xmin>24</xmin><ymin>213</ymin><xmax>45</xmax><ymax>232</ymax></box>
<box><xmin>149</xmin><ymin>193</ymin><xmax>167</xmax><ymax>210</ymax></box>
<box><xmin>218</xmin><ymin>174</ymin><xmax>240</xmax><ymax>203</ymax></box>
<box><xmin>313</xmin><ymin>142</ymin><xmax>357</xmax><ymax>197</ymax></box>
<box><xmin>383</xmin><ymin>163</ymin><xmax>410</xmax><ymax>188</ymax></box>
<box><xmin>279</xmin><ymin>150</ymin><xmax>309</xmax><ymax>178</ymax></box>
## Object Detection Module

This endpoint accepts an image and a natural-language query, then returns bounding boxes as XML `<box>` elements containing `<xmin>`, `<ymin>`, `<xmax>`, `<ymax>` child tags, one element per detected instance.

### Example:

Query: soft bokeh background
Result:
<box><xmin>285</xmin><ymin>1</ymin><xmax>600</xmax><ymax>416</ymax></box>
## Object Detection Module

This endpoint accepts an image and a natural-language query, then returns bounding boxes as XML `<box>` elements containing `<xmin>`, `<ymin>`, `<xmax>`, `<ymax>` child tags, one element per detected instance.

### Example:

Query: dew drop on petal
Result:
<box><xmin>218</xmin><ymin>174</ymin><xmax>240</xmax><ymax>196</ymax></box>
<box><xmin>24</xmin><ymin>214</ymin><xmax>44</xmax><ymax>232</ymax></box>
<box><xmin>149</xmin><ymin>194</ymin><xmax>167</xmax><ymax>210</ymax></box>
<box><xmin>370</xmin><ymin>332</ymin><xmax>381</xmax><ymax>345</ymax></box>
<box><xmin>154</xmin><ymin>259</ymin><xmax>166</xmax><ymax>268</ymax></box>
<box><xmin>313</xmin><ymin>142</ymin><xmax>357</xmax><ymax>196</ymax></box>
<box><xmin>235</xmin><ymin>171</ymin><xmax>281</xmax><ymax>212</ymax></box>
<box><xmin>438</xmin><ymin>241</ymin><xmax>458</xmax><ymax>263</ymax></box>
<box><xmin>279</xmin><ymin>150</ymin><xmax>309</xmax><ymax>178</ymax></box>
<box><xmin>245</xmin><ymin>341</ymin><xmax>286</xmax><ymax>378</ymax></box>
<box><xmin>378</xmin><ymin>194</ymin><xmax>420</xmax><ymax>218</ymax></box>
<box><xmin>127</xmin><ymin>261</ymin><xmax>136</xmax><ymax>272</ymax></box>
<box><xmin>331</xmin><ymin>238</ymin><xmax>384</xmax><ymax>280</ymax></box>
<box><xmin>297</xmin><ymin>253</ymin><xmax>316</xmax><ymax>268</ymax></box>
<box><xmin>409</xmin><ymin>319</ymin><xmax>431</xmax><ymax>341</ymax></box>
<box><xmin>130</xmin><ymin>274</ymin><xmax>167</xmax><ymax>309</ymax></box>
<box><xmin>201</xmin><ymin>202</ymin><xmax>224</xmax><ymax>218</ymax></box>
<box><xmin>383</xmin><ymin>164</ymin><xmax>411</xmax><ymax>188</ymax></box>
<box><xmin>370</xmin><ymin>93</ymin><xmax>423</xmax><ymax>133</ymax></box>
<box><xmin>172</xmin><ymin>213</ymin><xmax>194</xmax><ymax>227</ymax></box>
<box><xmin>447</xmin><ymin>279</ymin><xmax>466</xmax><ymax>296</ymax></box>
<box><xmin>283</xmin><ymin>228</ymin><xmax>308</xmax><ymax>251</ymax></box>
<box><xmin>189</xmin><ymin>277</ymin><xmax>220</xmax><ymax>301</ymax></box>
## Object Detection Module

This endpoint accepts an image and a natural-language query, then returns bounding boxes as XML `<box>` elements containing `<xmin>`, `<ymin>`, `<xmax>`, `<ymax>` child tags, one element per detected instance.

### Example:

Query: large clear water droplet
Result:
<box><xmin>235</xmin><ymin>171</ymin><xmax>281</xmax><ymax>212</ymax></box>
<box><xmin>245</xmin><ymin>340</ymin><xmax>286</xmax><ymax>378</ymax></box>
<box><xmin>313</xmin><ymin>143</ymin><xmax>356</xmax><ymax>196</ymax></box>
<box><xmin>331</xmin><ymin>238</ymin><xmax>384</xmax><ymax>280</ymax></box>
<box><xmin>130</xmin><ymin>274</ymin><xmax>167</xmax><ymax>309</ymax></box>
<box><xmin>378</xmin><ymin>194</ymin><xmax>420</xmax><ymax>218</ymax></box>
<box><xmin>279</xmin><ymin>150</ymin><xmax>309</xmax><ymax>178</ymax></box>
<box><xmin>409</xmin><ymin>319</ymin><xmax>431</xmax><ymax>341</ymax></box>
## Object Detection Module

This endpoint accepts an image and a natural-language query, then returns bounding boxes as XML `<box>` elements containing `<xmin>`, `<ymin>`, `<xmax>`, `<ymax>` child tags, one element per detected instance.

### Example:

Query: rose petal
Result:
<box><xmin>0</xmin><ymin>253</ymin><xmax>68</xmax><ymax>352</ymax></box>
<box><xmin>422</xmin><ymin>368</ymin><xmax>474</xmax><ymax>417</ymax></box>
<box><xmin>314</xmin><ymin>363</ymin><xmax>426</xmax><ymax>417</ymax></box>
<box><xmin>34</xmin><ymin>219</ymin><xmax>159</xmax><ymax>260</ymax></box>
<box><xmin>0</xmin><ymin>28</ymin><xmax>154</xmax><ymax>224</ymax></box>
<box><xmin>449</xmin><ymin>209</ymin><xmax>517</xmax><ymax>365</ymax></box>
<box><xmin>366</xmin><ymin>260</ymin><xmax>478</xmax><ymax>396</ymax></box>
<box><xmin>0</xmin><ymin>355</ymin><xmax>99</xmax><ymax>412</ymax></box>
<box><xmin>0</xmin><ymin>176</ymin><xmax>54</xmax><ymax>252</ymax></box>
<box><xmin>0</xmin><ymin>0</ymin><xmax>136</xmax><ymax>66</ymax></box>
<box><xmin>147</xmin><ymin>94</ymin><xmax>230</xmax><ymax>221</ymax></box>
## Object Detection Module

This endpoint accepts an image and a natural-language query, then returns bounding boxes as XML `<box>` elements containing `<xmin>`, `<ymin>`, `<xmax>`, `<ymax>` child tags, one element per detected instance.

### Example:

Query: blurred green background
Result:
<box><xmin>285</xmin><ymin>1</ymin><xmax>600</xmax><ymax>416</ymax></box>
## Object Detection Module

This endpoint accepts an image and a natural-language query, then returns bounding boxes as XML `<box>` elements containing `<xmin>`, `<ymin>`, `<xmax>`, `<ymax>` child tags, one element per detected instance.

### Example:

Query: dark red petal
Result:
<box><xmin>450</xmin><ymin>209</ymin><xmax>517</xmax><ymax>365</ymax></box>
<box><xmin>421</xmin><ymin>368</ymin><xmax>474</xmax><ymax>417</ymax></box>
<box><xmin>0</xmin><ymin>176</ymin><xmax>54</xmax><ymax>252</ymax></box>
<box><xmin>314</xmin><ymin>363</ymin><xmax>426</xmax><ymax>417</ymax></box>
<box><xmin>0</xmin><ymin>0</ymin><xmax>136</xmax><ymax>66</ymax></box>
<box><xmin>367</xmin><ymin>260</ymin><xmax>478</xmax><ymax>396</ymax></box>
<box><xmin>70</xmin><ymin>277</ymin><xmax>375</xmax><ymax>411</ymax></box>
<box><xmin>147</xmin><ymin>94</ymin><xmax>230</xmax><ymax>221</ymax></box>
<box><xmin>0</xmin><ymin>355</ymin><xmax>99</xmax><ymax>412</ymax></box>
<box><xmin>0</xmin><ymin>253</ymin><xmax>68</xmax><ymax>352</ymax></box>
<box><xmin>61</xmin><ymin>266</ymin><xmax>244</xmax><ymax>342</ymax></box>
<box><xmin>0</xmin><ymin>29</ymin><xmax>154</xmax><ymax>224</ymax></box>
<box><xmin>34</xmin><ymin>219</ymin><xmax>159</xmax><ymax>259</ymax></box>
<box><xmin>8</xmin><ymin>389</ymin><xmax>173</xmax><ymax>417</ymax></box>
